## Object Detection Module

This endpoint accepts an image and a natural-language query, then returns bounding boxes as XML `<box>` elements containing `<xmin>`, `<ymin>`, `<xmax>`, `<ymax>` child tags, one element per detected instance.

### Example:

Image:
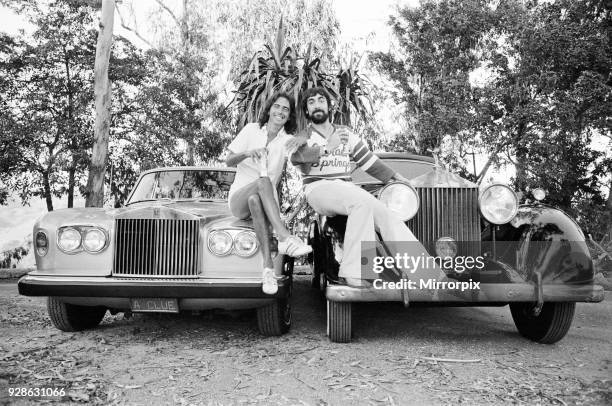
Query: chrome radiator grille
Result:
<box><xmin>113</xmin><ymin>219</ymin><xmax>200</xmax><ymax>277</ymax></box>
<box><xmin>407</xmin><ymin>187</ymin><xmax>481</xmax><ymax>254</ymax></box>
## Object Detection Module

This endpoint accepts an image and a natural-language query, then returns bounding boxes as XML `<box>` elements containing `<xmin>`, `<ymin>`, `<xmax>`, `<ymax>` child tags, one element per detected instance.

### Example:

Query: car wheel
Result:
<box><xmin>327</xmin><ymin>300</ymin><xmax>351</xmax><ymax>343</ymax></box>
<box><xmin>257</xmin><ymin>299</ymin><xmax>291</xmax><ymax>336</ymax></box>
<box><xmin>319</xmin><ymin>271</ymin><xmax>327</xmax><ymax>293</ymax></box>
<box><xmin>510</xmin><ymin>302</ymin><xmax>575</xmax><ymax>344</ymax></box>
<box><xmin>47</xmin><ymin>297</ymin><xmax>106</xmax><ymax>332</ymax></box>
<box><xmin>257</xmin><ymin>275</ymin><xmax>292</xmax><ymax>336</ymax></box>
<box><xmin>309</xmin><ymin>221</ymin><xmax>322</xmax><ymax>290</ymax></box>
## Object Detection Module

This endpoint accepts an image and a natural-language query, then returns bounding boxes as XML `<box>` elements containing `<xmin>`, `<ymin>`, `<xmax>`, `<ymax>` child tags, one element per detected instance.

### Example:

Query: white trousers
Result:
<box><xmin>306</xmin><ymin>180</ymin><xmax>419</xmax><ymax>279</ymax></box>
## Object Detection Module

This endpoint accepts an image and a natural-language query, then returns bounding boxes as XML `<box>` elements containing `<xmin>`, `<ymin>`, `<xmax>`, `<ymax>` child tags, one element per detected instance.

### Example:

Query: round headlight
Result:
<box><xmin>207</xmin><ymin>230</ymin><xmax>233</xmax><ymax>256</ymax></box>
<box><xmin>233</xmin><ymin>231</ymin><xmax>258</xmax><ymax>257</ymax></box>
<box><xmin>82</xmin><ymin>228</ymin><xmax>107</xmax><ymax>253</ymax></box>
<box><xmin>479</xmin><ymin>184</ymin><xmax>519</xmax><ymax>224</ymax></box>
<box><xmin>378</xmin><ymin>182</ymin><xmax>420</xmax><ymax>221</ymax></box>
<box><xmin>58</xmin><ymin>227</ymin><xmax>81</xmax><ymax>252</ymax></box>
<box><xmin>35</xmin><ymin>231</ymin><xmax>48</xmax><ymax>256</ymax></box>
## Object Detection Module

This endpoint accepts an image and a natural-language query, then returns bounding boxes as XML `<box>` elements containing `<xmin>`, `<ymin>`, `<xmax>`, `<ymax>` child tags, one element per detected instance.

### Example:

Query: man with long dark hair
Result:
<box><xmin>226</xmin><ymin>92</ymin><xmax>311</xmax><ymax>294</ymax></box>
<box><xmin>291</xmin><ymin>87</ymin><xmax>416</xmax><ymax>287</ymax></box>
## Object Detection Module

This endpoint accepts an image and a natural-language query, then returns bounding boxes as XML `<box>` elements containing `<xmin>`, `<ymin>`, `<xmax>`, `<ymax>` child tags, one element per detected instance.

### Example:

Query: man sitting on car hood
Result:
<box><xmin>290</xmin><ymin>87</ymin><xmax>419</xmax><ymax>287</ymax></box>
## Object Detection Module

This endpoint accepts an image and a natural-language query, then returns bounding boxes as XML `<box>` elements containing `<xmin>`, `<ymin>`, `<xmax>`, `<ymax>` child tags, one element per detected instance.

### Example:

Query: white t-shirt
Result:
<box><xmin>227</xmin><ymin>122</ymin><xmax>293</xmax><ymax>201</ymax></box>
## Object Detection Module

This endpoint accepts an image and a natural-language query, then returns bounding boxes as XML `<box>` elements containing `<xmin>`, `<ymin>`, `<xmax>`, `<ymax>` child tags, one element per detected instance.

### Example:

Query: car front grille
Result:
<box><xmin>407</xmin><ymin>187</ymin><xmax>481</xmax><ymax>255</ymax></box>
<box><xmin>113</xmin><ymin>219</ymin><xmax>200</xmax><ymax>277</ymax></box>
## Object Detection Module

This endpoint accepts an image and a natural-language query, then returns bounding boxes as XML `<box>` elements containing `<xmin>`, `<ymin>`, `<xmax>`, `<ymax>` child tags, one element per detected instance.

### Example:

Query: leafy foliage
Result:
<box><xmin>230</xmin><ymin>19</ymin><xmax>373</xmax><ymax>131</ymax></box>
<box><xmin>0</xmin><ymin>1</ymin><xmax>98</xmax><ymax>211</ymax></box>
<box><xmin>374</xmin><ymin>0</ymin><xmax>611</xmax><ymax>239</ymax></box>
<box><xmin>371</xmin><ymin>0</ymin><xmax>496</xmax><ymax>156</ymax></box>
<box><xmin>478</xmin><ymin>0</ymin><xmax>611</xmax><ymax>238</ymax></box>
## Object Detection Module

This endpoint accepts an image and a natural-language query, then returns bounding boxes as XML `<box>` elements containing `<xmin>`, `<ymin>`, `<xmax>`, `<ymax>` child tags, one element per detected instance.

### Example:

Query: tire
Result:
<box><xmin>510</xmin><ymin>302</ymin><xmax>575</xmax><ymax>344</ymax></box>
<box><xmin>257</xmin><ymin>271</ymin><xmax>292</xmax><ymax>336</ymax></box>
<box><xmin>257</xmin><ymin>299</ymin><xmax>291</xmax><ymax>336</ymax></box>
<box><xmin>309</xmin><ymin>222</ymin><xmax>322</xmax><ymax>290</ymax></box>
<box><xmin>327</xmin><ymin>300</ymin><xmax>351</xmax><ymax>343</ymax></box>
<box><xmin>47</xmin><ymin>297</ymin><xmax>106</xmax><ymax>332</ymax></box>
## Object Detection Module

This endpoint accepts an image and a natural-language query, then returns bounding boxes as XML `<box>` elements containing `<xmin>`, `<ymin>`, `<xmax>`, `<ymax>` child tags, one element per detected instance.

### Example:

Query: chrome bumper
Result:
<box><xmin>326</xmin><ymin>282</ymin><xmax>604</xmax><ymax>303</ymax></box>
<box><xmin>18</xmin><ymin>275</ymin><xmax>290</xmax><ymax>299</ymax></box>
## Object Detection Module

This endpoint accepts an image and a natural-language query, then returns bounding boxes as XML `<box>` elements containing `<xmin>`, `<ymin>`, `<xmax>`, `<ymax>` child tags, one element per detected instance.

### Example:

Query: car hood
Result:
<box><xmin>36</xmin><ymin>201</ymin><xmax>234</xmax><ymax>229</ymax></box>
<box><xmin>410</xmin><ymin>169</ymin><xmax>477</xmax><ymax>188</ymax></box>
<box><xmin>114</xmin><ymin>201</ymin><xmax>231</xmax><ymax>223</ymax></box>
<box><xmin>356</xmin><ymin>168</ymin><xmax>477</xmax><ymax>189</ymax></box>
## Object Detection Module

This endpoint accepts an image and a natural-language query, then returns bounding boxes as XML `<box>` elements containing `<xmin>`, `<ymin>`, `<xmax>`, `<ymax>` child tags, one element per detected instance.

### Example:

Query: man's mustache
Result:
<box><xmin>312</xmin><ymin>109</ymin><xmax>326</xmax><ymax>115</ymax></box>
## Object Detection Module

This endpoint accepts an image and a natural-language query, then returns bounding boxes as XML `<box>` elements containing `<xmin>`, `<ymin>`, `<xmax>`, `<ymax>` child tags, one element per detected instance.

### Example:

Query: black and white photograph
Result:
<box><xmin>0</xmin><ymin>0</ymin><xmax>611</xmax><ymax>404</ymax></box>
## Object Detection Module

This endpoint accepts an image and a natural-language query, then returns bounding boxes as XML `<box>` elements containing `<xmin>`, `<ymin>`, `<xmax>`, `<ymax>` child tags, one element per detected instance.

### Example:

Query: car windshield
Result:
<box><xmin>128</xmin><ymin>170</ymin><xmax>235</xmax><ymax>204</ymax></box>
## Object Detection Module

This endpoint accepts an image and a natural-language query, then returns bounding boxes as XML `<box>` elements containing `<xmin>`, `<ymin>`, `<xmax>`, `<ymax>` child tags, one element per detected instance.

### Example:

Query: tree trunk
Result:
<box><xmin>85</xmin><ymin>0</ymin><xmax>115</xmax><ymax>207</ymax></box>
<box><xmin>42</xmin><ymin>172</ymin><xmax>53</xmax><ymax>212</ymax></box>
<box><xmin>64</xmin><ymin>48</ymin><xmax>76</xmax><ymax>209</ymax></box>
<box><xmin>607</xmin><ymin>177</ymin><xmax>612</xmax><ymax>241</ymax></box>
<box><xmin>67</xmin><ymin>163</ymin><xmax>76</xmax><ymax>208</ymax></box>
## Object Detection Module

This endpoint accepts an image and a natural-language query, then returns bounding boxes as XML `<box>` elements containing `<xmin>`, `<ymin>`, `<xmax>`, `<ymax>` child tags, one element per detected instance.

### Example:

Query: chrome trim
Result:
<box><xmin>207</xmin><ymin>230</ymin><xmax>233</xmax><ymax>257</ymax></box>
<box><xmin>378</xmin><ymin>181</ymin><xmax>420</xmax><ymax>221</ymax></box>
<box><xmin>113</xmin><ymin>219</ymin><xmax>200</xmax><ymax>277</ymax></box>
<box><xmin>326</xmin><ymin>283</ymin><xmax>605</xmax><ymax>303</ymax></box>
<box><xmin>207</xmin><ymin>228</ymin><xmax>259</xmax><ymax>257</ymax></box>
<box><xmin>21</xmin><ymin>275</ymin><xmax>285</xmax><ymax>285</ymax></box>
<box><xmin>407</xmin><ymin>187</ymin><xmax>481</xmax><ymax>257</ymax></box>
<box><xmin>56</xmin><ymin>225</ymin><xmax>109</xmax><ymax>255</ymax></box>
<box><xmin>233</xmin><ymin>231</ymin><xmax>259</xmax><ymax>258</ymax></box>
<box><xmin>479</xmin><ymin>183</ymin><xmax>519</xmax><ymax>225</ymax></box>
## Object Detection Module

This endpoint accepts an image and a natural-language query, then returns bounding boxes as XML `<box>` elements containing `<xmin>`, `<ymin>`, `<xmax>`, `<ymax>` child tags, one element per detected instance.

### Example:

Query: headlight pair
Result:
<box><xmin>208</xmin><ymin>229</ymin><xmax>258</xmax><ymax>257</ymax></box>
<box><xmin>57</xmin><ymin>226</ymin><xmax>108</xmax><ymax>254</ymax></box>
<box><xmin>379</xmin><ymin>180</ymin><xmax>519</xmax><ymax>225</ymax></box>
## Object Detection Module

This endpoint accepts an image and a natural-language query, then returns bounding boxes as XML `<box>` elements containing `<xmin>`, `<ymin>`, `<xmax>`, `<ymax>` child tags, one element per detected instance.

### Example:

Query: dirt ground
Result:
<box><xmin>1</xmin><ymin>275</ymin><xmax>610</xmax><ymax>406</ymax></box>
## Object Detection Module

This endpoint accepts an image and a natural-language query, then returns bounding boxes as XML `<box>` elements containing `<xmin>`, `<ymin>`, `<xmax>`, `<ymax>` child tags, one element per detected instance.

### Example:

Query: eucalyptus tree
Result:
<box><xmin>0</xmin><ymin>0</ymin><xmax>150</xmax><ymax>210</ymax></box>
<box><xmin>0</xmin><ymin>1</ymin><xmax>98</xmax><ymax>211</ymax></box>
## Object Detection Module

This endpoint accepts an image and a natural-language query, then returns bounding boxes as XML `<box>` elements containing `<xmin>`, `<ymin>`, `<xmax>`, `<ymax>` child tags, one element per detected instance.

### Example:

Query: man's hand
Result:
<box><xmin>247</xmin><ymin>148</ymin><xmax>267</xmax><ymax>161</ymax></box>
<box><xmin>285</xmin><ymin>137</ymin><xmax>307</xmax><ymax>154</ymax></box>
<box><xmin>336</xmin><ymin>127</ymin><xmax>350</xmax><ymax>145</ymax></box>
<box><xmin>389</xmin><ymin>173</ymin><xmax>411</xmax><ymax>185</ymax></box>
<box><xmin>326</xmin><ymin>132</ymin><xmax>342</xmax><ymax>152</ymax></box>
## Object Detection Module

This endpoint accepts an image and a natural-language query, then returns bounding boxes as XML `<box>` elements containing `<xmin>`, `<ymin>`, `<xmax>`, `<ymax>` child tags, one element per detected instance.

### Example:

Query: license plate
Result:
<box><xmin>130</xmin><ymin>298</ymin><xmax>179</xmax><ymax>313</ymax></box>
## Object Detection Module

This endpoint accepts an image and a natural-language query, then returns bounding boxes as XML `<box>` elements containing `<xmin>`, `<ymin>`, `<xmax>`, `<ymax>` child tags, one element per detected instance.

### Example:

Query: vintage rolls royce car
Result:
<box><xmin>18</xmin><ymin>167</ymin><xmax>293</xmax><ymax>336</ymax></box>
<box><xmin>307</xmin><ymin>152</ymin><xmax>605</xmax><ymax>343</ymax></box>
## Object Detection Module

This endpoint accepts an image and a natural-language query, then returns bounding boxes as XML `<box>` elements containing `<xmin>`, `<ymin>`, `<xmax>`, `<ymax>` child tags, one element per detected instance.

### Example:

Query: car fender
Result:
<box><xmin>485</xmin><ymin>204</ymin><xmax>594</xmax><ymax>284</ymax></box>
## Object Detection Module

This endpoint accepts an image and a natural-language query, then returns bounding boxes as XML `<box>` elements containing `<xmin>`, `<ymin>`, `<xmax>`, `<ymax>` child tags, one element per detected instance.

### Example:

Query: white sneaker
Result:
<box><xmin>277</xmin><ymin>236</ymin><xmax>312</xmax><ymax>257</ymax></box>
<box><xmin>262</xmin><ymin>267</ymin><xmax>278</xmax><ymax>295</ymax></box>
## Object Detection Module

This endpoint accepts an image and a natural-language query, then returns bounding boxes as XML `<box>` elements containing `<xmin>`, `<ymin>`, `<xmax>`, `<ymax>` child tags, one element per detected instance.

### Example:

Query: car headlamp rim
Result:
<box><xmin>232</xmin><ymin>230</ymin><xmax>259</xmax><ymax>257</ymax></box>
<box><xmin>378</xmin><ymin>181</ymin><xmax>420</xmax><ymax>221</ymax></box>
<box><xmin>82</xmin><ymin>227</ymin><xmax>109</xmax><ymax>253</ymax></box>
<box><xmin>207</xmin><ymin>230</ymin><xmax>234</xmax><ymax>256</ymax></box>
<box><xmin>57</xmin><ymin>227</ymin><xmax>82</xmax><ymax>253</ymax></box>
<box><xmin>478</xmin><ymin>183</ymin><xmax>519</xmax><ymax>225</ymax></box>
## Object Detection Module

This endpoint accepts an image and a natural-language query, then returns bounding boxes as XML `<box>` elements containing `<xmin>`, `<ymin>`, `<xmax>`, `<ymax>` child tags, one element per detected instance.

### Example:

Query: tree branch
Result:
<box><xmin>154</xmin><ymin>0</ymin><xmax>181</xmax><ymax>26</ymax></box>
<box><xmin>476</xmin><ymin>140</ymin><xmax>511</xmax><ymax>183</ymax></box>
<box><xmin>115</xmin><ymin>3</ymin><xmax>156</xmax><ymax>49</ymax></box>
